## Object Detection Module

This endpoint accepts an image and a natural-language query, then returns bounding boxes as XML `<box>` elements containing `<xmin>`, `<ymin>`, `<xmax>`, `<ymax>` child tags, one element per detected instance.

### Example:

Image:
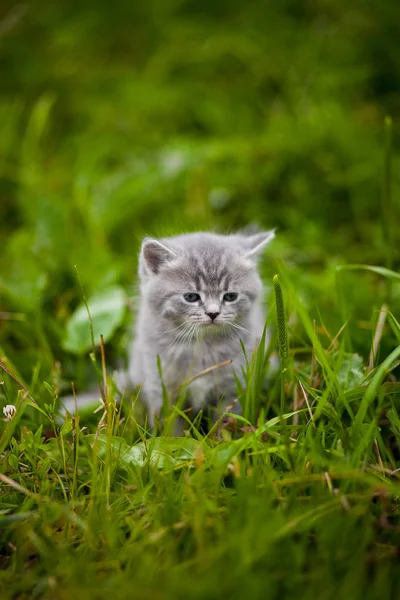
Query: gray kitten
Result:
<box><xmin>128</xmin><ymin>231</ymin><xmax>275</xmax><ymax>424</ymax></box>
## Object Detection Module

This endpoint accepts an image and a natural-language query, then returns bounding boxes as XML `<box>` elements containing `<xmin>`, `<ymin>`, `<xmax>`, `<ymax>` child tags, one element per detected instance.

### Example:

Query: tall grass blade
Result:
<box><xmin>354</xmin><ymin>343</ymin><xmax>400</xmax><ymax>433</ymax></box>
<box><xmin>382</xmin><ymin>116</ymin><xmax>394</xmax><ymax>271</ymax></box>
<box><xmin>336</xmin><ymin>264</ymin><xmax>400</xmax><ymax>282</ymax></box>
<box><xmin>273</xmin><ymin>274</ymin><xmax>288</xmax><ymax>413</ymax></box>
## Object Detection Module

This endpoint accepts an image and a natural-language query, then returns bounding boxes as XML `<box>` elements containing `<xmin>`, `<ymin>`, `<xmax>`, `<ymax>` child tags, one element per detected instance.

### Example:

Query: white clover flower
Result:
<box><xmin>3</xmin><ymin>405</ymin><xmax>17</xmax><ymax>421</ymax></box>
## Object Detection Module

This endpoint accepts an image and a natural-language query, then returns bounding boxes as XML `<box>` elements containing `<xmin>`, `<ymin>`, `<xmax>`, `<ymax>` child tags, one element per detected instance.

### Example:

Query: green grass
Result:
<box><xmin>1</xmin><ymin>267</ymin><xmax>400</xmax><ymax>599</ymax></box>
<box><xmin>1</xmin><ymin>0</ymin><xmax>400</xmax><ymax>597</ymax></box>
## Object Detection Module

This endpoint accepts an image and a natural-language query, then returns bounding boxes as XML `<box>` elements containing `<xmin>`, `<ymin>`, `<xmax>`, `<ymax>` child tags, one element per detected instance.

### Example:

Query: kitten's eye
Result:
<box><xmin>223</xmin><ymin>292</ymin><xmax>238</xmax><ymax>302</ymax></box>
<box><xmin>183</xmin><ymin>293</ymin><xmax>201</xmax><ymax>303</ymax></box>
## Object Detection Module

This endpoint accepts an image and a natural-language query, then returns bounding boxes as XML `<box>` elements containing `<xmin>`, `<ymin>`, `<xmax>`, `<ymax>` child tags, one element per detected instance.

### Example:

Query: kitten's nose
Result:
<box><xmin>206</xmin><ymin>311</ymin><xmax>220</xmax><ymax>321</ymax></box>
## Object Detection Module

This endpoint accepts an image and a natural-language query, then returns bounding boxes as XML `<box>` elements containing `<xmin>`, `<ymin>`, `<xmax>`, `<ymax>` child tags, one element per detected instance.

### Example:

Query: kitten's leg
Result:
<box><xmin>60</xmin><ymin>390</ymin><xmax>103</xmax><ymax>415</ymax></box>
<box><xmin>60</xmin><ymin>370</ymin><xmax>131</xmax><ymax>416</ymax></box>
<box><xmin>127</xmin><ymin>339</ymin><xmax>144</xmax><ymax>390</ymax></box>
<box><xmin>141</xmin><ymin>379</ymin><xmax>164</xmax><ymax>427</ymax></box>
<box><xmin>128</xmin><ymin>340</ymin><xmax>159</xmax><ymax>426</ymax></box>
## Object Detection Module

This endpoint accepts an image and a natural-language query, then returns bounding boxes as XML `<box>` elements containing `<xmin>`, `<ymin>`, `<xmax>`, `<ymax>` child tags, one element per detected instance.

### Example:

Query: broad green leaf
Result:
<box><xmin>90</xmin><ymin>435</ymin><xmax>203</xmax><ymax>470</ymax></box>
<box><xmin>89</xmin><ymin>411</ymin><xmax>308</xmax><ymax>474</ymax></box>
<box><xmin>62</xmin><ymin>286</ymin><xmax>127</xmax><ymax>354</ymax></box>
<box><xmin>336</xmin><ymin>353</ymin><xmax>364</xmax><ymax>389</ymax></box>
<box><xmin>0</xmin><ymin>231</ymin><xmax>49</xmax><ymax>309</ymax></box>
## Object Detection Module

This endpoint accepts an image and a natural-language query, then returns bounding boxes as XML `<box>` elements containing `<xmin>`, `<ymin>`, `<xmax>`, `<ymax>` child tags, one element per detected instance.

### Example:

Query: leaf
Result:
<box><xmin>336</xmin><ymin>353</ymin><xmax>364</xmax><ymax>390</ymax></box>
<box><xmin>89</xmin><ymin>411</ymin><xmax>303</xmax><ymax>474</ymax></box>
<box><xmin>89</xmin><ymin>435</ymin><xmax>204</xmax><ymax>471</ymax></box>
<box><xmin>8</xmin><ymin>454</ymin><xmax>19</xmax><ymax>471</ymax></box>
<box><xmin>336</xmin><ymin>264</ymin><xmax>400</xmax><ymax>282</ymax></box>
<box><xmin>0</xmin><ymin>511</ymin><xmax>36</xmax><ymax>524</ymax></box>
<box><xmin>143</xmin><ymin>437</ymin><xmax>202</xmax><ymax>469</ymax></box>
<box><xmin>62</xmin><ymin>286</ymin><xmax>127</xmax><ymax>354</ymax></box>
<box><xmin>0</xmin><ymin>231</ymin><xmax>49</xmax><ymax>309</ymax></box>
<box><xmin>354</xmin><ymin>343</ymin><xmax>400</xmax><ymax>431</ymax></box>
<box><xmin>387</xmin><ymin>406</ymin><xmax>400</xmax><ymax>439</ymax></box>
<box><xmin>340</xmin><ymin>382</ymin><xmax>400</xmax><ymax>404</ymax></box>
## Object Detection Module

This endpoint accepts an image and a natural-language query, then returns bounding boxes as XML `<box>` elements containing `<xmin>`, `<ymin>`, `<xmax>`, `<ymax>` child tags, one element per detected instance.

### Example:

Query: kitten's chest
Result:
<box><xmin>163</xmin><ymin>341</ymin><xmax>230</xmax><ymax>374</ymax></box>
<box><xmin>161</xmin><ymin>343</ymin><xmax>237</xmax><ymax>410</ymax></box>
<box><xmin>160</xmin><ymin>338</ymin><xmax>244</xmax><ymax>397</ymax></box>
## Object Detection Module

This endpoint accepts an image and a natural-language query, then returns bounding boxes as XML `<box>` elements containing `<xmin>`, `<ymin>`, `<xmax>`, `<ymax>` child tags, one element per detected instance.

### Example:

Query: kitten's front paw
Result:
<box><xmin>113</xmin><ymin>369</ymin><xmax>133</xmax><ymax>393</ymax></box>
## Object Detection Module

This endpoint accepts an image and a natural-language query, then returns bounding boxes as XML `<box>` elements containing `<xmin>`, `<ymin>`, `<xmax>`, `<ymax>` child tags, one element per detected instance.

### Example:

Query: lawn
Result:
<box><xmin>0</xmin><ymin>1</ymin><xmax>400</xmax><ymax>598</ymax></box>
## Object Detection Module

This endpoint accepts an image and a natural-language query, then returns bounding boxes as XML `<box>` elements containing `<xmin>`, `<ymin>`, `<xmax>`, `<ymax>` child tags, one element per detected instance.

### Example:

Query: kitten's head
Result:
<box><xmin>139</xmin><ymin>231</ymin><xmax>274</xmax><ymax>336</ymax></box>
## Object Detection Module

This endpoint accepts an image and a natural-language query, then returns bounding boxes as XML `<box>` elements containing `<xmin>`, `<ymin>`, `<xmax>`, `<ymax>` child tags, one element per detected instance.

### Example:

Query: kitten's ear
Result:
<box><xmin>242</xmin><ymin>230</ymin><xmax>275</xmax><ymax>259</ymax></box>
<box><xmin>140</xmin><ymin>238</ymin><xmax>177</xmax><ymax>275</ymax></box>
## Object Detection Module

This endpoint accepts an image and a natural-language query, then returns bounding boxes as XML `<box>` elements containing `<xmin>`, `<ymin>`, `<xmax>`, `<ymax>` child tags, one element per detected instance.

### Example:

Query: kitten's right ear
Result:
<box><xmin>140</xmin><ymin>238</ymin><xmax>177</xmax><ymax>276</ymax></box>
<box><xmin>241</xmin><ymin>230</ymin><xmax>276</xmax><ymax>259</ymax></box>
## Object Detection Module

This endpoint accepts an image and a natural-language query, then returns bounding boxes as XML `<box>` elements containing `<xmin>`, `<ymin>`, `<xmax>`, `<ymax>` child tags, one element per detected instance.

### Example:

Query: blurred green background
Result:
<box><xmin>0</xmin><ymin>0</ymin><xmax>399</xmax><ymax>391</ymax></box>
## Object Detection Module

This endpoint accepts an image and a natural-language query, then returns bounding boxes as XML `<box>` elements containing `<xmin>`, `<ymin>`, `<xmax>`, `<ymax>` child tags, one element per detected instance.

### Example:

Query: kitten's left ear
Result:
<box><xmin>140</xmin><ymin>238</ymin><xmax>177</xmax><ymax>276</ymax></box>
<box><xmin>242</xmin><ymin>230</ymin><xmax>276</xmax><ymax>259</ymax></box>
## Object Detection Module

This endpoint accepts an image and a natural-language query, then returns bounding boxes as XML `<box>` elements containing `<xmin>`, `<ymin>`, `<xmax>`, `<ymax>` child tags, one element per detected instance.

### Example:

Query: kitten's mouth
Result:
<box><xmin>203</xmin><ymin>320</ymin><xmax>224</xmax><ymax>327</ymax></box>
<box><xmin>201</xmin><ymin>321</ymin><xmax>225</xmax><ymax>332</ymax></box>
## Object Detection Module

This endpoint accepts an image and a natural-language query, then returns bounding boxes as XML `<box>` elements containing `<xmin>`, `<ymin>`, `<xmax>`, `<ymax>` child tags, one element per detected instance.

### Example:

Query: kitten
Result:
<box><xmin>128</xmin><ymin>231</ymin><xmax>275</xmax><ymax>424</ymax></box>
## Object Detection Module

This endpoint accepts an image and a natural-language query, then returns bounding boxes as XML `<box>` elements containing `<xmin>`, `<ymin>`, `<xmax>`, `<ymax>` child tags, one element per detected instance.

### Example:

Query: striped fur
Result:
<box><xmin>128</xmin><ymin>231</ymin><xmax>275</xmax><ymax>424</ymax></box>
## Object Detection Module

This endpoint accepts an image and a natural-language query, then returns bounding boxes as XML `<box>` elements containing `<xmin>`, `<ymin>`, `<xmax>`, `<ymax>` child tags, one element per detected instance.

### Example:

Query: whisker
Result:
<box><xmin>228</xmin><ymin>321</ymin><xmax>249</xmax><ymax>334</ymax></box>
<box><xmin>187</xmin><ymin>324</ymin><xmax>196</xmax><ymax>346</ymax></box>
<box><xmin>172</xmin><ymin>322</ymin><xmax>192</xmax><ymax>346</ymax></box>
<box><xmin>176</xmin><ymin>323</ymin><xmax>196</xmax><ymax>347</ymax></box>
<box><xmin>178</xmin><ymin>326</ymin><xmax>191</xmax><ymax>346</ymax></box>
<box><xmin>222</xmin><ymin>320</ymin><xmax>249</xmax><ymax>341</ymax></box>
<box><xmin>186</xmin><ymin>324</ymin><xmax>198</xmax><ymax>346</ymax></box>
<box><xmin>160</xmin><ymin>322</ymin><xmax>187</xmax><ymax>335</ymax></box>
<box><xmin>223</xmin><ymin>325</ymin><xmax>236</xmax><ymax>341</ymax></box>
